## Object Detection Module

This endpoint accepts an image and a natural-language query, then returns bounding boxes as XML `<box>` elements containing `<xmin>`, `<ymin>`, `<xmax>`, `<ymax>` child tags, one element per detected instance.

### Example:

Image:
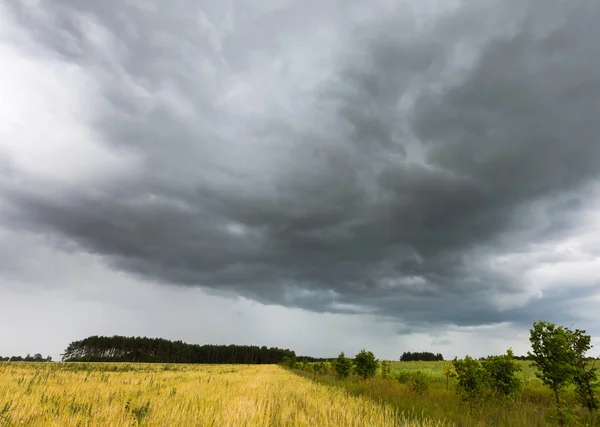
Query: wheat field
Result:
<box><xmin>0</xmin><ymin>362</ymin><xmax>444</xmax><ymax>426</ymax></box>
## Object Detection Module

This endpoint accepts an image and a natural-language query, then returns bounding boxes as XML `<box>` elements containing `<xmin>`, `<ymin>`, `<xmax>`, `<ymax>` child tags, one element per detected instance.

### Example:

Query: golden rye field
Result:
<box><xmin>0</xmin><ymin>362</ymin><xmax>443</xmax><ymax>427</ymax></box>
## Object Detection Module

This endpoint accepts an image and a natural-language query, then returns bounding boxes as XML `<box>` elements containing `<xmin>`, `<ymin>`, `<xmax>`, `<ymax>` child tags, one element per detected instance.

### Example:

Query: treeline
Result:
<box><xmin>482</xmin><ymin>354</ymin><xmax>532</xmax><ymax>361</ymax></box>
<box><xmin>296</xmin><ymin>356</ymin><xmax>336</xmax><ymax>363</ymax></box>
<box><xmin>1</xmin><ymin>353</ymin><xmax>52</xmax><ymax>362</ymax></box>
<box><xmin>62</xmin><ymin>335</ymin><xmax>295</xmax><ymax>364</ymax></box>
<box><xmin>400</xmin><ymin>351</ymin><xmax>444</xmax><ymax>362</ymax></box>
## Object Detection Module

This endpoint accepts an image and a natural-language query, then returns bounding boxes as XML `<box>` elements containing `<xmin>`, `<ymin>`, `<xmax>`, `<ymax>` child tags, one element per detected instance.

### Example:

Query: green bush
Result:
<box><xmin>354</xmin><ymin>349</ymin><xmax>378</xmax><ymax>380</ymax></box>
<box><xmin>334</xmin><ymin>352</ymin><xmax>353</xmax><ymax>378</ymax></box>
<box><xmin>381</xmin><ymin>361</ymin><xmax>393</xmax><ymax>380</ymax></box>
<box><xmin>409</xmin><ymin>370</ymin><xmax>429</xmax><ymax>395</ymax></box>
<box><xmin>396</xmin><ymin>370</ymin><xmax>412</xmax><ymax>384</ymax></box>
<box><xmin>482</xmin><ymin>348</ymin><xmax>522</xmax><ymax>399</ymax></box>
<box><xmin>453</xmin><ymin>356</ymin><xmax>490</xmax><ymax>412</ymax></box>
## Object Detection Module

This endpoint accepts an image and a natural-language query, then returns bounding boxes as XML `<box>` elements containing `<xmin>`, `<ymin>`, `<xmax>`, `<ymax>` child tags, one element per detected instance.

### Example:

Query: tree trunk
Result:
<box><xmin>554</xmin><ymin>385</ymin><xmax>564</xmax><ymax>426</ymax></box>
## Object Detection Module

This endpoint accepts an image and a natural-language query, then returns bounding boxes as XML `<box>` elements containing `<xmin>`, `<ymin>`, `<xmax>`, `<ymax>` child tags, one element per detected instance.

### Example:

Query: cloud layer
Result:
<box><xmin>2</xmin><ymin>0</ymin><xmax>600</xmax><ymax>337</ymax></box>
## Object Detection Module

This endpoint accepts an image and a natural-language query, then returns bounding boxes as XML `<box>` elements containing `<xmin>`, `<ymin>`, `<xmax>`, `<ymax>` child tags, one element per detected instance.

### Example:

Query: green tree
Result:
<box><xmin>354</xmin><ymin>349</ymin><xmax>378</xmax><ymax>380</ymax></box>
<box><xmin>333</xmin><ymin>352</ymin><xmax>353</xmax><ymax>378</ymax></box>
<box><xmin>453</xmin><ymin>356</ymin><xmax>490</xmax><ymax>413</ymax></box>
<box><xmin>528</xmin><ymin>321</ymin><xmax>577</xmax><ymax>425</ymax></box>
<box><xmin>570</xmin><ymin>328</ymin><xmax>599</xmax><ymax>414</ymax></box>
<box><xmin>482</xmin><ymin>348</ymin><xmax>522</xmax><ymax>399</ymax></box>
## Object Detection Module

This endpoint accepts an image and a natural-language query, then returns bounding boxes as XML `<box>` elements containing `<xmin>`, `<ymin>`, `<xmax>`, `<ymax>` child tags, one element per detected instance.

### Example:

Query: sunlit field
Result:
<box><xmin>0</xmin><ymin>362</ymin><xmax>443</xmax><ymax>426</ymax></box>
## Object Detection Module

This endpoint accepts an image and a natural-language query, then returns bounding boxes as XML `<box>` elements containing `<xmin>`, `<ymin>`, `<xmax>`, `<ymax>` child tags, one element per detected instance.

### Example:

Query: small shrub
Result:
<box><xmin>396</xmin><ymin>370</ymin><xmax>411</xmax><ymax>384</ymax></box>
<box><xmin>334</xmin><ymin>352</ymin><xmax>353</xmax><ymax>378</ymax></box>
<box><xmin>453</xmin><ymin>356</ymin><xmax>490</xmax><ymax>413</ymax></box>
<box><xmin>409</xmin><ymin>371</ymin><xmax>429</xmax><ymax>395</ymax></box>
<box><xmin>281</xmin><ymin>356</ymin><xmax>297</xmax><ymax>369</ymax></box>
<box><xmin>443</xmin><ymin>363</ymin><xmax>455</xmax><ymax>391</ymax></box>
<box><xmin>322</xmin><ymin>361</ymin><xmax>333</xmax><ymax>375</ymax></box>
<box><xmin>381</xmin><ymin>361</ymin><xmax>393</xmax><ymax>380</ymax></box>
<box><xmin>482</xmin><ymin>348</ymin><xmax>522</xmax><ymax>399</ymax></box>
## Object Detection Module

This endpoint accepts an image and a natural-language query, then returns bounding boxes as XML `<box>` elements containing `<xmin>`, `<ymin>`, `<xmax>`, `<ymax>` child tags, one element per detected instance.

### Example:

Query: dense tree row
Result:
<box><xmin>61</xmin><ymin>335</ymin><xmax>295</xmax><ymax>364</ymax></box>
<box><xmin>400</xmin><ymin>351</ymin><xmax>444</xmax><ymax>362</ymax></box>
<box><xmin>0</xmin><ymin>353</ymin><xmax>52</xmax><ymax>362</ymax></box>
<box><xmin>296</xmin><ymin>356</ymin><xmax>336</xmax><ymax>363</ymax></box>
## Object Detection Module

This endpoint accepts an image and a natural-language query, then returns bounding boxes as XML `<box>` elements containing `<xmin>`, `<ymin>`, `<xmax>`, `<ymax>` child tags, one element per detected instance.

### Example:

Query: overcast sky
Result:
<box><xmin>1</xmin><ymin>0</ymin><xmax>600</xmax><ymax>361</ymax></box>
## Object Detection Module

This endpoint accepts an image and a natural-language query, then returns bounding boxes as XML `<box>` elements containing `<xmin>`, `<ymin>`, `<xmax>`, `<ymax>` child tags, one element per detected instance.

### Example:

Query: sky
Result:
<box><xmin>1</xmin><ymin>0</ymin><xmax>600</xmax><ymax>361</ymax></box>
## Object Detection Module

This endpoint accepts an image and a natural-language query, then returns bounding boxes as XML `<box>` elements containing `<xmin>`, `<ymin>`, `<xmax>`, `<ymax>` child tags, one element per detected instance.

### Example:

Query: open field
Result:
<box><xmin>0</xmin><ymin>362</ymin><xmax>443</xmax><ymax>426</ymax></box>
<box><xmin>295</xmin><ymin>360</ymin><xmax>596</xmax><ymax>427</ymax></box>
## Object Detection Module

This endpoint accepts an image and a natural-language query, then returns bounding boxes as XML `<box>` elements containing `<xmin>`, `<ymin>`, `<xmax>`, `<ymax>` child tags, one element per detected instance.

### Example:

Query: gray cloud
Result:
<box><xmin>2</xmin><ymin>0</ymin><xmax>600</xmax><ymax>335</ymax></box>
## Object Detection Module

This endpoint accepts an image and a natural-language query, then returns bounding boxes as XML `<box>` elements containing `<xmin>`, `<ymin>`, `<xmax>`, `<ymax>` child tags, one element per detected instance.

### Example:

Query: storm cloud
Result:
<box><xmin>1</xmin><ymin>0</ymin><xmax>600</xmax><ymax>345</ymax></box>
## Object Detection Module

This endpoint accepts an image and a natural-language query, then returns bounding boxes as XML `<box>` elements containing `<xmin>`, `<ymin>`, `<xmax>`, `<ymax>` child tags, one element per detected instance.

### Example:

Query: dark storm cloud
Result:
<box><xmin>2</xmin><ymin>0</ymin><xmax>600</xmax><ymax>330</ymax></box>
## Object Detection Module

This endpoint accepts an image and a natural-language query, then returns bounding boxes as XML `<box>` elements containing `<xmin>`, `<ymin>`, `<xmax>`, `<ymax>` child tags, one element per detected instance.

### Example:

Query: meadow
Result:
<box><xmin>0</xmin><ymin>362</ymin><xmax>443</xmax><ymax>426</ymax></box>
<box><xmin>295</xmin><ymin>360</ymin><xmax>596</xmax><ymax>427</ymax></box>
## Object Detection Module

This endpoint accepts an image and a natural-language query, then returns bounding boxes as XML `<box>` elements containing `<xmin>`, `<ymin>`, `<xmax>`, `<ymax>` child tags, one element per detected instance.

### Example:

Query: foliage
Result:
<box><xmin>312</xmin><ymin>361</ymin><xmax>333</xmax><ymax>375</ymax></box>
<box><xmin>443</xmin><ymin>363</ymin><xmax>455</xmax><ymax>391</ymax></box>
<box><xmin>573</xmin><ymin>365</ymin><xmax>600</xmax><ymax>413</ymax></box>
<box><xmin>529</xmin><ymin>322</ymin><xmax>576</xmax><ymax>391</ymax></box>
<box><xmin>400</xmin><ymin>352</ymin><xmax>444</xmax><ymax>362</ymax></box>
<box><xmin>570</xmin><ymin>328</ymin><xmax>600</xmax><ymax>413</ymax></box>
<box><xmin>381</xmin><ymin>360</ymin><xmax>393</xmax><ymax>379</ymax></box>
<box><xmin>482</xmin><ymin>348</ymin><xmax>522</xmax><ymax>399</ymax></box>
<box><xmin>62</xmin><ymin>335</ymin><xmax>295</xmax><ymax>364</ymax></box>
<box><xmin>281</xmin><ymin>356</ymin><xmax>297</xmax><ymax>369</ymax></box>
<box><xmin>528</xmin><ymin>321</ymin><xmax>578</xmax><ymax>424</ymax></box>
<box><xmin>528</xmin><ymin>321</ymin><xmax>600</xmax><ymax>425</ymax></box>
<box><xmin>452</xmin><ymin>356</ymin><xmax>490</xmax><ymax>411</ymax></box>
<box><xmin>396</xmin><ymin>370</ymin><xmax>412</xmax><ymax>384</ymax></box>
<box><xmin>300</xmin><ymin>360</ymin><xmax>314</xmax><ymax>373</ymax></box>
<box><xmin>408</xmin><ymin>370</ymin><xmax>429</xmax><ymax>395</ymax></box>
<box><xmin>354</xmin><ymin>349</ymin><xmax>379</xmax><ymax>380</ymax></box>
<box><xmin>334</xmin><ymin>352</ymin><xmax>353</xmax><ymax>378</ymax></box>
<box><xmin>0</xmin><ymin>354</ymin><xmax>52</xmax><ymax>362</ymax></box>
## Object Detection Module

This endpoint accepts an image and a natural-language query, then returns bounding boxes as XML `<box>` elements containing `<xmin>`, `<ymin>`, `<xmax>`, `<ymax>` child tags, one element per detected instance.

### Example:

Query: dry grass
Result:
<box><xmin>0</xmin><ymin>362</ymin><xmax>444</xmax><ymax>426</ymax></box>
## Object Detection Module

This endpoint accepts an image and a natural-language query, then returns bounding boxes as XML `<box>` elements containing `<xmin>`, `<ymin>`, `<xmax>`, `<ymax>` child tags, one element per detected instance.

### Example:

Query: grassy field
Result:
<box><xmin>0</xmin><ymin>362</ymin><xmax>443</xmax><ymax>426</ymax></box>
<box><xmin>295</xmin><ymin>360</ymin><xmax>596</xmax><ymax>426</ymax></box>
<box><xmin>389</xmin><ymin>360</ymin><xmax>542</xmax><ymax>387</ymax></box>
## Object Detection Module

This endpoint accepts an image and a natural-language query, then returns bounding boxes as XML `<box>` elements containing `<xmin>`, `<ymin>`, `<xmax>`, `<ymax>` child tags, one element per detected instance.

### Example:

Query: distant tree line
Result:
<box><xmin>483</xmin><ymin>354</ymin><xmax>532</xmax><ymax>361</ymax></box>
<box><xmin>62</xmin><ymin>335</ymin><xmax>296</xmax><ymax>364</ymax></box>
<box><xmin>400</xmin><ymin>351</ymin><xmax>444</xmax><ymax>362</ymax></box>
<box><xmin>0</xmin><ymin>353</ymin><xmax>52</xmax><ymax>362</ymax></box>
<box><xmin>296</xmin><ymin>356</ymin><xmax>336</xmax><ymax>363</ymax></box>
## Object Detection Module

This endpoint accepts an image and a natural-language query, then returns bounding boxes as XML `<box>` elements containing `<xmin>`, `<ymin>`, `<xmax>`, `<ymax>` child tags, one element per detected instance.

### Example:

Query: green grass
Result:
<box><xmin>295</xmin><ymin>361</ymin><xmax>599</xmax><ymax>426</ymax></box>
<box><xmin>389</xmin><ymin>361</ymin><xmax>542</xmax><ymax>386</ymax></box>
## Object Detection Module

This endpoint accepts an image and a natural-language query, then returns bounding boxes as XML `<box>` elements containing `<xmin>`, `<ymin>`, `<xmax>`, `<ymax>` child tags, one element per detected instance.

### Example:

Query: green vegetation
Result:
<box><xmin>62</xmin><ymin>335</ymin><xmax>295</xmax><ymax>364</ymax></box>
<box><xmin>453</xmin><ymin>355</ymin><xmax>490</xmax><ymax>412</ymax></box>
<box><xmin>333</xmin><ymin>351</ymin><xmax>353</xmax><ymax>378</ymax></box>
<box><xmin>529</xmin><ymin>321</ymin><xmax>600</xmax><ymax>425</ymax></box>
<box><xmin>289</xmin><ymin>321</ymin><xmax>600</xmax><ymax>426</ymax></box>
<box><xmin>400</xmin><ymin>351</ymin><xmax>444</xmax><ymax>362</ymax></box>
<box><xmin>482</xmin><ymin>348</ymin><xmax>523</xmax><ymax>399</ymax></box>
<box><xmin>4</xmin><ymin>320</ymin><xmax>598</xmax><ymax>425</ymax></box>
<box><xmin>381</xmin><ymin>360</ymin><xmax>394</xmax><ymax>380</ymax></box>
<box><xmin>354</xmin><ymin>349</ymin><xmax>379</xmax><ymax>379</ymax></box>
<box><xmin>0</xmin><ymin>354</ymin><xmax>52</xmax><ymax>362</ymax></box>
